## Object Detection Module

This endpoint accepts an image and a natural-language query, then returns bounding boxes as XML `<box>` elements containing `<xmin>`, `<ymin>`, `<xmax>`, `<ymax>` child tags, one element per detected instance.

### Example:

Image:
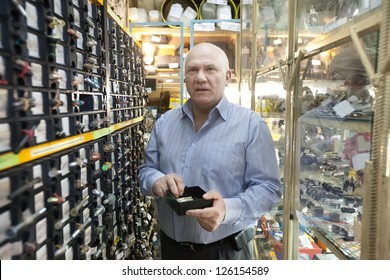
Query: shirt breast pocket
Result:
<box><xmin>200</xmin><ymin>142</ymin><xmax>244</xmax><ymax>179</ymax></box>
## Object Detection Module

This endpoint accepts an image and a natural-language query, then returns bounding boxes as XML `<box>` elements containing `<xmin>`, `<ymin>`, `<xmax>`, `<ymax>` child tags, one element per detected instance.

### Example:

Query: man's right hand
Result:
<box><xmin>152</xmin><ymin>173</ymin><xmax>185</xmax><ymax>198</ymax></box>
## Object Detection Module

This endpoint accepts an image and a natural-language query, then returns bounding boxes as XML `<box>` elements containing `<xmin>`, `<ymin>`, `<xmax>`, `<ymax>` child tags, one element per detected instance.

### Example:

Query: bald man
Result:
<box><xmin>138</xmin><ymin>43</ymin><xmax>282</xmax><ymax>260</ymax></box>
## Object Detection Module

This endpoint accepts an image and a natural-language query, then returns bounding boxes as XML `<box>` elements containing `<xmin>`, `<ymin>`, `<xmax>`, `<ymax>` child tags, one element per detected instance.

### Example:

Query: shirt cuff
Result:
<box><xmin>222</xmin><ymin>197</ymin><xmax>242</xmax><ymax>225</ymax></box>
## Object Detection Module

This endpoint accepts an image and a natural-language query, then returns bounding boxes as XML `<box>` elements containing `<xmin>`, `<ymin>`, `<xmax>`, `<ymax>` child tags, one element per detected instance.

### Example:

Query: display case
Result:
<box><xmin>247</xmin><ymin>0</ymin><xmax>390</xmax><ymax>260</ymax></box>
<box><xmin>295</xmin><ymin>39</ymin><xmax>377</xmax><ymax>260</ymax></box>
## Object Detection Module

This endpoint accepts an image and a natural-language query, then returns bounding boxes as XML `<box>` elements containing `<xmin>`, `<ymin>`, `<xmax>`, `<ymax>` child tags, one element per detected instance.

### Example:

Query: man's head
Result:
<box><xmin>184</xmin><ymin>43</ymin><xmax>231</xmax><ymax>112</ymax></box>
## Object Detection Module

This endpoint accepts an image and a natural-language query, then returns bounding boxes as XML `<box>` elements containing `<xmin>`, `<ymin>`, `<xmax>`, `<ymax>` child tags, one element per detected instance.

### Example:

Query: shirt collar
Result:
<box><xmin>181</xmin><ymin>96</ymin><xmax>229</xmax><ymax>121</ymax></box>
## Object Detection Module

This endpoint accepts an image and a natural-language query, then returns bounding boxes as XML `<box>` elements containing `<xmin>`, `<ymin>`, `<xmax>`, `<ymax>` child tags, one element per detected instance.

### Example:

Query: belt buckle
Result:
<box><xmin>180</xmin><ymin>242</ymin><xmax>196</xmax><ymax>252</ymax></box>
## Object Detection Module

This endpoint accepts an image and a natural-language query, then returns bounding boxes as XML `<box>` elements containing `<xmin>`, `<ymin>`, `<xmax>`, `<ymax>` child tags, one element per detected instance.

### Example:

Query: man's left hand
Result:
<box><xmin>185</xmin><ymin>190</ymin><xmax>226</xmax><ymax>232</ymax></box>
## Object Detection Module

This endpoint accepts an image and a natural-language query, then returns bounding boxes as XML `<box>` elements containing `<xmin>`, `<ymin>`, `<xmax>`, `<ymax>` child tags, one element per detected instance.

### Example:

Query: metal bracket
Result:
<box><xmin>287</xmin><ymin>50</ymin><xmax>305</xmax><ymax>91</ymax></box>
<box><xmin>278</xmin><ymin>51</ymin><xmax>305</xmax><ymax>92</ymax></box>
<box><xmin>277</xmin><ymin>59</ymin><xmax>288</xmax><ymax>90</ymax></box>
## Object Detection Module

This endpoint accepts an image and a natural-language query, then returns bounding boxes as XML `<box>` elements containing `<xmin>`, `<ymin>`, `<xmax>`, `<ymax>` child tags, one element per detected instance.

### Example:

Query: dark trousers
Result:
<box><xmin>160</xmin><ymin>230</ymin><xmax>254</xmax><ymax>260</ymax></box>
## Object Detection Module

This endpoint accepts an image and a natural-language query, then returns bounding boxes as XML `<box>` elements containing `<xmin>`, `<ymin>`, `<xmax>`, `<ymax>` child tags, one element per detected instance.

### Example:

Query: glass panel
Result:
<box><xmin>252</xmin><ymin>68</ymin><xmax>286</xmax><ymax>260</ymax></box>
<box><xmin>296</xmin><ymin>32</ymin><xmax>379</xmax><ymax>259</ymax></box>
<box><xmin>297</xmin><ymin>0</ymin><xmax>382</xmax><ymax>40</ymax></box>
<box><xmin>245</xmin><ymin>0</ymin><xmax>289</xmax><ymax>260</ymax></box>
<box><xmin>241</xmin><ymin>0</ymin><xmax>289</xmax><ymax>72</ymax></box>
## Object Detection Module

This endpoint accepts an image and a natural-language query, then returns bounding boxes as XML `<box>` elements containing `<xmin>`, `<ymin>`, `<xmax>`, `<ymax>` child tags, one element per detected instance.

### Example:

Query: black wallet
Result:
<box><xmin>165</xmin><ymin>186</ymin><xmax>213</xmax><ymax>216</ymax></box>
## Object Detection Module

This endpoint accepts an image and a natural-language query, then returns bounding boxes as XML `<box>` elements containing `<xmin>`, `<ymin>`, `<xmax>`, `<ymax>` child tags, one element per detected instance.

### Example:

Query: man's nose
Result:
<box><xmin>195</xmin><ymin>70</ymin><xmax>207</xmax><ymax>82</ymax></box>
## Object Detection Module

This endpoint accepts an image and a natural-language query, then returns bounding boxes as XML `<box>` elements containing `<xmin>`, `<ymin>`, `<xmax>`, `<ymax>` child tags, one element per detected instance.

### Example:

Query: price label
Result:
<box><xmin>207</xmin><ymin>0</ymin><xmax>228</xmax><ymax>5</ymax></box>
<box><xmin>220</xmin><ymin>21</ymin><xmax>240</xmax><ymax>32</ymax></box>
<box><xmin>194</xmin><ymin>22</ymin><xmax>215</xmax><ymax>31</ymax></box>
<box><xmin>169</xmin><ymin>63</ymin><xmax>179</xmax><ymax>69</ymax></box>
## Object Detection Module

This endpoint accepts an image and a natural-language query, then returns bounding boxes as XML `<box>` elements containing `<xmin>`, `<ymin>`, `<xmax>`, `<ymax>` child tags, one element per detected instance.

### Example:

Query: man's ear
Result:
<box><xmin>225</xmin><ymin>70</ymin><xmax>232</xmax><ymax>86</ymax></box>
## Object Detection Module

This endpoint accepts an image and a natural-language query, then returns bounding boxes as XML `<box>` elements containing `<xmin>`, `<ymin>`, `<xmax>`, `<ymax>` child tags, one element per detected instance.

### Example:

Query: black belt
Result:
<box><xmin>178</xmin><ymin>234</ymin><xmax>232</xmax><ymax>252</ymax></box>
<box><xmin>165</xmin><ymin>227</ymin><xmax>255</xmax><ymax>252</ymax></box>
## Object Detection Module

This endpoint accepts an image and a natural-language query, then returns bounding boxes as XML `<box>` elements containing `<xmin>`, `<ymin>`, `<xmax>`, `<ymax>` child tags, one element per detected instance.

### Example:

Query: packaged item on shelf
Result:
<box><xmin>200</xmin><ymin>2</ymin><xmax>216</xmax><ymax>19</ymax></box>
<box><xmin>166</xmin><ymin>3</ymin><xmax>183</xmax><ymax>22</ymax></box>
<box><xmin>180</xmin><ymin>6</ymin><xmax>197</xmax><ymax>27</ymax></box>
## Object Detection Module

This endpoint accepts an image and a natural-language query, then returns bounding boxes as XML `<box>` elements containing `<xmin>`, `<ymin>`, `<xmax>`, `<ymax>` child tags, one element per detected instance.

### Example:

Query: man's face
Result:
<box><xmin>184</xmin><ymin>46</ymin><xmax>230</xmax><ymax>110</ymax></box>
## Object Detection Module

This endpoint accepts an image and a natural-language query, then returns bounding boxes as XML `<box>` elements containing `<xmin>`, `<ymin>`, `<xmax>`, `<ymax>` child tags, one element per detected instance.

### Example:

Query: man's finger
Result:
<box><xmin>186</xmin><ymin>208</ymin><xmax>214</xmax><ymax>218</ymax></box>
<box><xmin>166</xmin><ymin>176</ymin><xmax>180</xmax><ymax>197</ymax></box>
<box><xmin>203</xmin><ymin>190</ymin><xmax>222</xmax><ymax>200</ymax></box>
<box><xmin>173</xmin><ymin>175</ymin><xmax>185</xmax><ymax>196</ymax></box>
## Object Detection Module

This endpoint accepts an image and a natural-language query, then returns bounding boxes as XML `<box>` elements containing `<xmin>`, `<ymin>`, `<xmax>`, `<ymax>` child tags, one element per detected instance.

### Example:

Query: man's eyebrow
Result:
<box><xmin>191</xmin><ymin>63</ymin><xmax>218</xmax><ymax>67</ymax></box>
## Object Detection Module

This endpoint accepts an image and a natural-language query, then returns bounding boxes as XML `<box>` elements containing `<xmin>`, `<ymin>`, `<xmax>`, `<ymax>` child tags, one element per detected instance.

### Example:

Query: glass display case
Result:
<box><xmin>296</xmin><ymin>37</ymin><xmax>378</xmax><ymax>259</ymax></box>
<box><xmin>246</xmin><ymin>0</ymin><xmax>390</xmax><ymax>260</ymax></box>
<box><xmin>292</xmin><ymin>0</ymin><xmax>383</xmax><ymax>260</ymax></box>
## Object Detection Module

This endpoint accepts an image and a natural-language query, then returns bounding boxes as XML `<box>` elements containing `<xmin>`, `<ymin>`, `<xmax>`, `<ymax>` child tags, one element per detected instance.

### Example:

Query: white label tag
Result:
<box><xmin>31</xmin><ymin>63</ymin><xmax>43</xmax><ymax>87</ymax></box>
<box><xmin>194</xmin><ymin>22</ymin><xmax>215</xmax><ymax>31</ymax></box>
<box><xmin>65</xmin><ymin>246</ymin><xmax>73</xmax><ymax>260</ymax></box>
<box><xmin>63</xmin><ymin>224</ymin><xmax>71</xmax><ymax>244</ymax></box>
<box><xmin>62</xmin><ymin>200</ymin><xmax>70</xmax><ymax>218</ymax></box>
<box><xmin>0</xmin><ymin>177</ymin><xmax>10</xmax><ymax>208</ymax></box>
<box><xmin>26</xmin><ymin>2</ymin><xmax>39</xmax><ymax>30</ymax></box>
<box><xmin>333</xmin><ymin>100</ymin><xmax>355</xmax><ymax>118</ymax></box>
<box><xmin>73</xmin><ymin>7</ymin><xmax>80</xmax><ymax>27</ymax></box>
<box><xmin>36</xmin><ymin>218</ymin><xmax>47</xmax><ymax>244</ymax></box>
<box><xmin>60</xmin><ymin>155</ymin><xmax>70</xmax><ymax>176</ymax></box>
<box><xmin>0</xmin><ymin>89</ymin><xmax>7</xmax><ymax>118</ymax></box>
<box><xmin>56</xmin><ymin>45</ymin><xmax>65</xmax><ymax>65</ymax></box>
<box><xmin>27</xmin><ymin>32</ymin><xmax>39</xmax><ymax>58</ymax></box>
<box><xmin>34</xmin><ymin>191</ymin><xmax>45</xmax><ymax>212</ymax></box>
<box><xmin>0</xmin><ymin>124</ymin><xmax>10</xmax><ymax>153</ymax></box>
<box><xmin>36</xmin><ymin>244</ymin><xmax>47</xmax><ymax>260</ymax></box>
<box><xmin>61</xmin><ymin>178</ymin><xmax>70</xmax><ymax>198</ymax></box>
<box><xmin>220</xmin><ymin>21</ymin><xmax>240</xmax><ymax>32</ymax></box>
<box><xmin>169</xmin><ymin>63</ymin><xmax>179</xmax><ymax>69</ymax></box>
<box><xmin>31</xmin><ymin>91</ymin><xmax>44</xmax><ymax>115</ymax></box>
<box><xmin>84</xmin><ymin>226</ymin><xmax>92</xmax><ymax>245</ymax></box>
<box><xmin>208</xmin><ymin>0</ymin><xmax>228</xmax><ymax>5</ymax></box>
<box><xmin>35</xmin><ymin>120</ymin><xmax>47</xmax><ymax>144</ymax></box>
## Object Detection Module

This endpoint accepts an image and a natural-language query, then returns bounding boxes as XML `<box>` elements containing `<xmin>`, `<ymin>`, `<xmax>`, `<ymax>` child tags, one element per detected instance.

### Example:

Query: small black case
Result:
<box><xmin>166</xmin><ymin>186</ymin><xmax>213</xmax><ymax>216</ymax></box>
<box><xmin>231</xmin><ymin>226</ymin><xmax>256</xmax><ymax>251</ymax></box>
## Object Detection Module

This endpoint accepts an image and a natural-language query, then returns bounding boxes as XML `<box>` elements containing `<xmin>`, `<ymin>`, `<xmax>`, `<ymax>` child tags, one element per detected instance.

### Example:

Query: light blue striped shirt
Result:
<box><xmin>138</xmin><ymin>96</ymin><xmax>282</xmax><ymax>244</ymax></box>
